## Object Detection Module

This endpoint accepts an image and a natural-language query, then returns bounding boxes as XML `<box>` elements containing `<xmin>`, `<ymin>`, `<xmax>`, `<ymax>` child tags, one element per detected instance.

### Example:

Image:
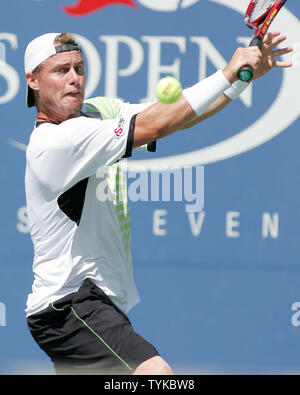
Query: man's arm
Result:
<box><xmin>181</xmin><ymin>93</ymin><xmax>231</xmax><ymax>130</ymax></box>
<box><xmin>133</xmin><ymin>32</ymin><xmax>292</xmax><ymax>147</ymax></box>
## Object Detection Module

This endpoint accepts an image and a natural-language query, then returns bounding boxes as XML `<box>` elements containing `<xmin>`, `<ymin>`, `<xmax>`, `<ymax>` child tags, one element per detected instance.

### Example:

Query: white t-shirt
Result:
<box><xmin>25</xmin><ymin>97</ymin><xmax>155</xmax><ymax>317</ymax></box>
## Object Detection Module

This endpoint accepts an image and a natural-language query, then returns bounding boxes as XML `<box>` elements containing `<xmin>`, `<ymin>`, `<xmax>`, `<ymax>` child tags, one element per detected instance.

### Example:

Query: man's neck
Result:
<box><xmin>37</xmin><ymin>111</ymin><xmax>80</xmax><ymax>124</ymax></box>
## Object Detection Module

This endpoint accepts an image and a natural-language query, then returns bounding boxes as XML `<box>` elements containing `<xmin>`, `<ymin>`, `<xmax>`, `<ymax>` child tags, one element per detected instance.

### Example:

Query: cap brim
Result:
<box><xmin>26</xmin><ymin>84</ymin><xmax>35</xmax><ymax>108</ymax></box>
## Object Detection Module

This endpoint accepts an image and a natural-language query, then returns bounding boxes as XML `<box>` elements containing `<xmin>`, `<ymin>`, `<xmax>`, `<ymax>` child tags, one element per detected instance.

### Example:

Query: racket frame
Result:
<box><xmin>246</xmin><ymin>0</ymin><xmax>287</xmax><ymax>39</ymax></box>
<box><xmin>238</xmin><ymin>0</ymin><xmax>287</xmax><ymax>82</ymax></box>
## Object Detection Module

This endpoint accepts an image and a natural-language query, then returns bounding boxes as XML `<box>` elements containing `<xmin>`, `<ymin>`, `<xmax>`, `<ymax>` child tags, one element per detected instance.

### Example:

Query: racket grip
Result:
<box><xmin>238</xmin><ymin>36</ymin><xmax>263</xmax><ymax>82</ymax></box>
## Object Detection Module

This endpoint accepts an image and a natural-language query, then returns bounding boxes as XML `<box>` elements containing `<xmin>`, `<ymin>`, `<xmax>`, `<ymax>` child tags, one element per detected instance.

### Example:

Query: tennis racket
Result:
<box><xmin>238</xmin><ymin>0</ymin><xmax>287</xmax><ymax>82</ymax></box>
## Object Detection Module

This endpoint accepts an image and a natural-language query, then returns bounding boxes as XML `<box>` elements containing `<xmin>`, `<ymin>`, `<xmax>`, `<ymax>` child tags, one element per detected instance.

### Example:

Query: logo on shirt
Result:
<box><xmin>114</xmin><ymin>118</ymin><xmax>125</xmax><ymax>139</ymax></box>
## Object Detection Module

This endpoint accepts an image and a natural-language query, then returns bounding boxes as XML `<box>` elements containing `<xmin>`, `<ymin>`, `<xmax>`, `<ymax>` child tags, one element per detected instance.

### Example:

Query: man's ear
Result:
<box><xmin>26</xmin><ymin>72</ymin><xmax>39</xmax><ymax>92</ymax></box>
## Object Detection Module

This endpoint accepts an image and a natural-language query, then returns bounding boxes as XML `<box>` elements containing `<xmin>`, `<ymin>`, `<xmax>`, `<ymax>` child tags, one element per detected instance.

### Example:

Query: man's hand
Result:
<box><xmin>223</xmin><ymin>45</ymin><xmax>262</xmax><ymax>84</ymax></box>
<box><xmin>252</xmin><ymin>31</ymin><xmax>293</xmax><ymax>80</ymax></box>
<box><xmin>222</xmin><ymin>31</ymin><xmax>293</xmax><ymax>84</ymax></box>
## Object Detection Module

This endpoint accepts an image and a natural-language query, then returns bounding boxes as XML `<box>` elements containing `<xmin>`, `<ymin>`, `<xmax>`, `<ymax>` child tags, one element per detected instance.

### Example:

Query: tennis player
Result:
<box><xmin>24</xmin><ymin>32</ymin><xmax>292</xmax><ymax>375</ymax></box>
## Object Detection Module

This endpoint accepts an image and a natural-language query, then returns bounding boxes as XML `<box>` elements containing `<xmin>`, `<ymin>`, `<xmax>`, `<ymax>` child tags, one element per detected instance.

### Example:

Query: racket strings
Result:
<box><xmin>249</xmin><ymin>0</ymin><xmax>277</xmax><ymax>23</ymax></box>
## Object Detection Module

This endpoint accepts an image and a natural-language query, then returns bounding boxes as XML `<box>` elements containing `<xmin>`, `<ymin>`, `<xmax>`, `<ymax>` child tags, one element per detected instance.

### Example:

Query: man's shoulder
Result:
<box><xmin>27</xmin><ymin>120</ymin><xmax>74</xmax><ymax>157</ymax></box>
<box><xmin>81</xmin><ymin>96</ymin><xmax>124</xmax><ymax>120</ymax></box>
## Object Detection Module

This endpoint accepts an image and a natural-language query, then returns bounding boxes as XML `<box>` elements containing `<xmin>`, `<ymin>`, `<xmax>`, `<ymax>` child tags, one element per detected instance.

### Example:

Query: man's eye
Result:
<box><xmin>76</xmin><ymin>66</ymin><xmax>84</xmax><ymax>74</ymax></box>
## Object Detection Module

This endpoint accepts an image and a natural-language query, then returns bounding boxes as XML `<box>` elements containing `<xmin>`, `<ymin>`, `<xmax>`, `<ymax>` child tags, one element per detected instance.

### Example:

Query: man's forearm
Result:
<box><xmin>133</xmin><ymin>70</ymin><xmax>231</xmax><ymax>147</ymax></box>
<box><xmin>181</xmin><ymin>94</ymin><xmax>232</xmax><ymax>130</ymax></box>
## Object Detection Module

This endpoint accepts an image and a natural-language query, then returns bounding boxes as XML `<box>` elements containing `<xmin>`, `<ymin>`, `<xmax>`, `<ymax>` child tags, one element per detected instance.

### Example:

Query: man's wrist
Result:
<box><xmin>183</xmin><ymin>70</ymin><xmax>231</xmax><ymax>116</ymax></box>
<box><xmin>224</xmin><ymin>80</ymin><xmax>250</xmax><ymax>100</ymax></box>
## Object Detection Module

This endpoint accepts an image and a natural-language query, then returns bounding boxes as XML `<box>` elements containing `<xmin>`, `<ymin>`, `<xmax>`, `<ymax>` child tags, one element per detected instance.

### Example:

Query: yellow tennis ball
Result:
<box><xmin>156</xmin><ymin>76</ymin><xmax>182</xmax><ymax>104</ymax></box>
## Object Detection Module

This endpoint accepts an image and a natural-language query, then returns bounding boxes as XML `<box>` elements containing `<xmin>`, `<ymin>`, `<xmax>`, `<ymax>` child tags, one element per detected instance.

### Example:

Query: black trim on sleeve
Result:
<box><xmin>147</xmin><ymin>141</ymin><xmax>156</xmax><ymax>152</ymax></box>
<box><xmin>123</xmin><ymin>114</ymin><xmax>136</xmax><ymax>159</ymax></box>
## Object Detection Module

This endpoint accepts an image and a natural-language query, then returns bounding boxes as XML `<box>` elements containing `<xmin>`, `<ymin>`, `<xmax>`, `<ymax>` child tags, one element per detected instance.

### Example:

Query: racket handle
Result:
<box><xmin>238</xmin><ymin>36</ymin><xmax>263</xmax><ymax>82</ymax></box>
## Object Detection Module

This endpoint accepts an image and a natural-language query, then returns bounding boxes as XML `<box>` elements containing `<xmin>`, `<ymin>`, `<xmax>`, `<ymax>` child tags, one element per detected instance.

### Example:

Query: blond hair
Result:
<box><xmin>54</xmin><ymin>32</ymin><xmax>77</xmax><ymax>46</ymax></box>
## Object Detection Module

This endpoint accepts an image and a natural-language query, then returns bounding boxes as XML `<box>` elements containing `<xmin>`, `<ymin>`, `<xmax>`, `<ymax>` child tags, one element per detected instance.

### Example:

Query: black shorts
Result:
<box><xmin>27</xmin><ymin>278</ymin><xmax>159</xmax><ymax>375</ymax></box>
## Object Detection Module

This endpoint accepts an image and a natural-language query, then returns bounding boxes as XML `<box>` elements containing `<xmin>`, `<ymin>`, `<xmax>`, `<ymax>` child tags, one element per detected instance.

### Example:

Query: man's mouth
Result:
<box><xmin>65</xmin><ymin>92</ymin><xmax>82</xmax><ymax>97</ymax></box>
<box><xmin>64</xmin><ymin>92</ymin><xmax>83</xmax><ymax>104</ymax></box>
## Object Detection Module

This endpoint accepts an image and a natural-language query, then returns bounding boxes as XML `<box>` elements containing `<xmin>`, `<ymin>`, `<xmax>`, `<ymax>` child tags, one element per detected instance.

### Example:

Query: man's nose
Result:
<box><xmin>68</xmin><ymin>68</ymin><xmax>80</xmax><ymax>84</ymax></box>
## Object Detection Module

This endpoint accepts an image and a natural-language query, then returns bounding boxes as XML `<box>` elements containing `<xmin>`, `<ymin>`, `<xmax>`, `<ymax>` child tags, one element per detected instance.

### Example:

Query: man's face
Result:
<box><xmin>28</xmin><ymin>50</ymin><xmax>85</xmax><ymax>121</ymax></box>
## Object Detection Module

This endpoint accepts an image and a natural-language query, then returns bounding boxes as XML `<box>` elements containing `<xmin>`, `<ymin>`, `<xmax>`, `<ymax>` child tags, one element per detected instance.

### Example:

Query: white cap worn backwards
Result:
<box><xmin>24</xmin><ymin>33</ymin><xmax>81</xmax><ymax>107</ymax></box>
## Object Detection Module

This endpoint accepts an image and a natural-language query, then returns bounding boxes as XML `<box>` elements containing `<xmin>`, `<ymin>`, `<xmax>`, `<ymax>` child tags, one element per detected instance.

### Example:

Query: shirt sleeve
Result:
<box><xmin>121</xmin><ymin>101</ymin><xmax>157</xmax><ymax>152</ymax></box>
<box><xmin>27</xmin><ymin>115</ymin><xmax>135</xmax><ymax>195</ymax></box>
<box><xmin>82</xmin><ymin>97</ymin><xmax>157</xmax><ymax>153</ymax></box>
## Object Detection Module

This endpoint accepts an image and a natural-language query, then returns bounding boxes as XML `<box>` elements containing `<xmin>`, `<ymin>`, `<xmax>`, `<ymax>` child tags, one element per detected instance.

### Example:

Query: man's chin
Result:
<box><xmin>63</xmin><ymin>100</ymin><xmax>84</xmax><ymax>117</ymax></box>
